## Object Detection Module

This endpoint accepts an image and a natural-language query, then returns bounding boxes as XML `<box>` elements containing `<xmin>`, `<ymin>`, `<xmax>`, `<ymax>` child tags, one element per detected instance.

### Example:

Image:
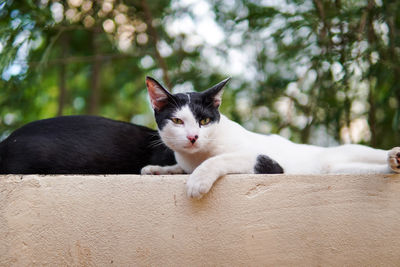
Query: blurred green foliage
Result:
<box><xmin>0</xmin><ymin>0</ymin><xmax>399</xmax><ymax>149</ymax></box>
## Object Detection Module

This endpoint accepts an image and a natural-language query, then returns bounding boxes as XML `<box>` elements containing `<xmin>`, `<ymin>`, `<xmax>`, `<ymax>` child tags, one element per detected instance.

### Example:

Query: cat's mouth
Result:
<box><xmin>184</xmin><ymin>143</ymin><xmax>197</xmax><ymax>149</ymax></box>
<box><xmin>183</xmin><ymin>142</ymin><xmax>200</xmax><ymax>151</ymax></box>
<box><xmin>161</xmin><ymin>136</ymin><xmax>200</xmax><ymax>153</ymax></box>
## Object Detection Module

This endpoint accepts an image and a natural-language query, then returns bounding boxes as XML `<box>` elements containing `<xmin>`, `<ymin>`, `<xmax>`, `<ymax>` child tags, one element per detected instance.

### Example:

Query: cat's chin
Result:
<box><xmin>176</xmin><ymin>145</ymin><xmax>202</xmax><ymax>154</ymax></box>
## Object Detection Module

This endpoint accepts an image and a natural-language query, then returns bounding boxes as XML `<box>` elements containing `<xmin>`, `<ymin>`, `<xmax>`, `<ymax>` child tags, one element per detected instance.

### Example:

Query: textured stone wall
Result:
<box><xmin>1</xmin><ymin>174</ymin><xmax>400</xmax><ymax>266</ymax></box>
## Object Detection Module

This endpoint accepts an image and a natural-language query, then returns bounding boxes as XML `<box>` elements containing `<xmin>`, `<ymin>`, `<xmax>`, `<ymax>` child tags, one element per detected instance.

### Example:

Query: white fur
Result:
<box><xmin>141</xmin><ymin>106</ymin><xmax>400</xmax><ymax>199</ymax></box>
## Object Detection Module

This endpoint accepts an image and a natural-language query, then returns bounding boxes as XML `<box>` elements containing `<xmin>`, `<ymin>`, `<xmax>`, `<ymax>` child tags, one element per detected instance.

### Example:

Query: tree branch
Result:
<box><xmin>140</xmin><ymin>0</ymin><xmax>171</xmax><ymax>88</ymax></box>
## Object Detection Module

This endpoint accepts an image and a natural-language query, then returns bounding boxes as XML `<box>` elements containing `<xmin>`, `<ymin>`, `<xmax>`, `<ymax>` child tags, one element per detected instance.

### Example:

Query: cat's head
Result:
<box><xmin>146</xmin><ymin>76</ymin><xmax>230</xmax><ymax>154</ymax></box>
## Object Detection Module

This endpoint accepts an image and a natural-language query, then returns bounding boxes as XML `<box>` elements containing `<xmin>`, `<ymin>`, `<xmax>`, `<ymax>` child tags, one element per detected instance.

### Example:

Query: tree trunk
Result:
<box><xmin>88</xmin><ymin>27</ymin><xmax>102</xmax><ymax>115</ymax></box>
<box><xmin>368</xmin><ymin>85</ymin><xmax>377</xmax><ymax>147</ymax></box>
<box><xmin>57</xmin><ymin>33</ymin><xmax>68</xmax><ymax>116</ymax></box>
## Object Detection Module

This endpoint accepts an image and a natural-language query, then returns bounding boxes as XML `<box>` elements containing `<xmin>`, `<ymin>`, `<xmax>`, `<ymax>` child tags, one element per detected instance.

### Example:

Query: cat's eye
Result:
<box><xmin>200</xmin><ymin>118</ymin><xmax>211</xmax><ymax>126</ymax></box>
<box><xmin>171</xmin><ymin>118</ymin><xmax>184</xmax><ymax>125</ymax></box>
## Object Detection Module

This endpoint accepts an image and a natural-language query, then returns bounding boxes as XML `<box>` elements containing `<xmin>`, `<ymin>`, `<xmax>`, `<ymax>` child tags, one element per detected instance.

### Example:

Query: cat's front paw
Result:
<box><xmin>388</xmin><ymin>147</ymin><xmax>400</xmax><ymax>173</ymax></box>
<box><xmin>186</xmin><ymin>173</ymin><xmax>213</xmax><ymax>199</ymax></box>
<box><xmin>141</xmin><ymin>164</ymin><xmax>185</xmax><ymax>175</ymax></box>
<box><xmin>141</xmin><ymin>165</ymin><xmax>164</xmax><ymax>175</ymax></box>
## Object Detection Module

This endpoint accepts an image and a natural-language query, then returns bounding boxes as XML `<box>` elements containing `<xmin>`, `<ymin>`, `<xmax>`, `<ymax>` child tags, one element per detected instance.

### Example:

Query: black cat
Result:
<box><xmin>0</xmin><ymin>115</ymin><xmax>175</xmax><ymax>174</ymax></box>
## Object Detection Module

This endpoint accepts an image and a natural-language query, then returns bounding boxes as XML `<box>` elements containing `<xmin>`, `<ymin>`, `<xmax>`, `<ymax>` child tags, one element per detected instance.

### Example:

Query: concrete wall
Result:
<box><xmin>1</xmin><ymin>173</ymin><xmax>400</xmax><ymax>266</ymax></box>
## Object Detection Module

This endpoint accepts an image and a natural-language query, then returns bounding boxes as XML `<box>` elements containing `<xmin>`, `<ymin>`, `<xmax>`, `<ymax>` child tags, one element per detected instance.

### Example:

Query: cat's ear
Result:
<box><xmin>203</xmin><ymin>77</ymin><xmax>230</xmax><ymax>108</ymax></box>
<box><xmin>146</xmin><ymin>76</ymin><xmax>172</xmax><ymax>111</ymax></box>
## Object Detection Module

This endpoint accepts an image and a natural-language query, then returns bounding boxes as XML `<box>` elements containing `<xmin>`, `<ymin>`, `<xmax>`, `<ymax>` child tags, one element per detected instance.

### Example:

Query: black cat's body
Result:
<box><xmin>0</xmin><ymin>115</ymin><xmax>175</xmax><ymax>174</ymax></box>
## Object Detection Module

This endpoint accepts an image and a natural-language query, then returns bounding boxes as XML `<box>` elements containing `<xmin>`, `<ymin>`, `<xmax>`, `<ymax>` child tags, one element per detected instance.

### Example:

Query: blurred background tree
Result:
<box><xmin>0</xmin><ymin>0</ymin><xmax>399</xmax><ymax>149</ymax></box>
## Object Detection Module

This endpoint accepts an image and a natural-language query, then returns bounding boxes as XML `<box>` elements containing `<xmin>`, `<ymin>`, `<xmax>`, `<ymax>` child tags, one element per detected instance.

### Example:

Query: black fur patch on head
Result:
<box><xmin>149</xmin><ymin>77</ymin><xmax>229</xmax><ymax>131</ymax></box>
<box><xmin>187</xmin><ymin>92</ymin><xmax>221</xmax><ymax>124</ymax></box>
<box><xmin>154</xmin><ymin>92</ymin><xmax>221</xmax><ymax>130</ymax></box>
<box><xmin>254</xmin><ymin>155</ymin><xmax>284</xmax><ymax>174</ymax></box>
<box><xmin>154</xmin><ymin>93</ymin><xmax>188</xmax><ymax>130</ymax></box>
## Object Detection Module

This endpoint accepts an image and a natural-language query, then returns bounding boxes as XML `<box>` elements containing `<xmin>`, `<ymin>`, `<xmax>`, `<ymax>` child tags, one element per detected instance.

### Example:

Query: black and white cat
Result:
<box><xmin>141</xmin><ymin>77</ymin><xmax>400</xmax><ymax>199</ymax></box>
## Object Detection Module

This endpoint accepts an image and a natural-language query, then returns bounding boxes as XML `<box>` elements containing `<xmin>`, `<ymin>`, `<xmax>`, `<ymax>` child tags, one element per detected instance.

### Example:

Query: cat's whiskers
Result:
<box><xmin>161</xmin><ymin>138</ymin><xmax>186</xmax><ymax>142</ymax></box>
<box><xmin>148</xmin><ymin>131</ymin><xmax>162</xmax><ymax>137</ymax></box>
<box><xmin>202</xmin><ymin>134</ymin><xmax>219</xmax><ymax>141</ymax></box>
<box><xmin>148</xmin><ymin>139</ymin><xmax>165</xmax><ymax>148</ymax></box>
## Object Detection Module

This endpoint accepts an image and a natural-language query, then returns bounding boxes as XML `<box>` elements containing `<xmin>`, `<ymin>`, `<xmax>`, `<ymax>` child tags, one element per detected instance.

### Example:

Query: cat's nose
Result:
<box><xmin>187</xmin><ymin>135</ymin><xmax>198</xmax><ymax>144</ymax></box>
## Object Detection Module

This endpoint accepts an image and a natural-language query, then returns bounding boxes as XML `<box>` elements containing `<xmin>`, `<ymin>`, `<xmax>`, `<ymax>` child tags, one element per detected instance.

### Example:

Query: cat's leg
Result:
<box><xmin>320</xmin><ymin>144</ymin><xmax>400</xmax><ymax>174</ymax></box>
<box><xmin>141</xmin><ymin>164</ymin><xmax>185</xmax><ymax>175</ymax></box>
<box><xmin>388</xmin><ymin>147</ymin><xmax>400</xmax><ymax>173</ymax></box>
<box><xmin>328</xmin><ymin>162</ymin><xmax>390</xmax><ymax>174</ymax></box>
<box><xmin>186</xmin><ymin>152</ymin><xmax>283</xmax><ymax>199</ymax></box>
<box><xmin>326</xmin><ymin>146</ymin><xmax>400</xmax><ymax>174</ymax></box>
<box><xmin>325</xmin><ymin>144</ymin><xmax>388</xmax><ymax>164</ymax></box>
